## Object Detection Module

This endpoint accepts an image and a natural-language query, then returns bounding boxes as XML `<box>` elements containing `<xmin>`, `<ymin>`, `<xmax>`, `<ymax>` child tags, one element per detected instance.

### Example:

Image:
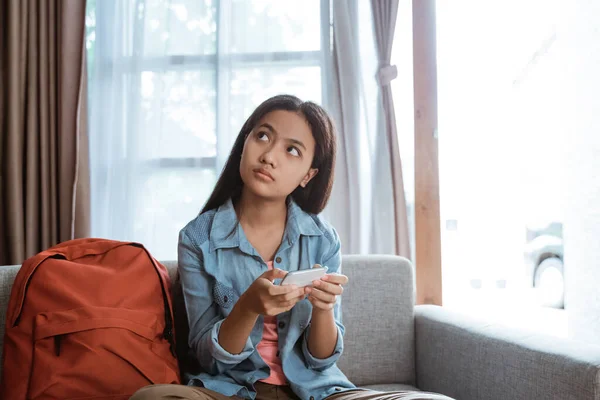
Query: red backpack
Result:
<box><xmin>0</xmin><ymin>239</ymin><xmax>181</xmax><ymax>400</ymax></box>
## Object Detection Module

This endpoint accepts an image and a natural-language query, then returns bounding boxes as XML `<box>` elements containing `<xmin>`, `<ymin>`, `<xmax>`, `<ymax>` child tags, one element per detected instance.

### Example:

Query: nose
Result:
<box><xmin>260</xmin><ymin>148</ymin><xmax>276</xmax><ymax>167</ymax></box>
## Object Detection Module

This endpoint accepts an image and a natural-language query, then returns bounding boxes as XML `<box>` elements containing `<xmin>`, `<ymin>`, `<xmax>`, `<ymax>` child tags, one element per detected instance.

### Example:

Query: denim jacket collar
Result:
<box><xmin>209</xmin><ymin>198</ymin><xmax>322</xmax><ymax>254</ymax></box>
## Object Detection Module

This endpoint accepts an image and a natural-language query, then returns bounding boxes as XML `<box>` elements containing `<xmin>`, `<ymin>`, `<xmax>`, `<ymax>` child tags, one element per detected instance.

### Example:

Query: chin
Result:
<box><xmin>242</xmin><ymin>181</ymin><xmax>287</xmax><ymax>202</ymax></box>
<box><xmin>249</xmin><ymin>186</ymin><xmax>281</xmax><ymax>200</ymax></box>
<box><xmin>240</xmin><ymin>175</ymin><xmax>273</xmax><ymax>197</ymax></box>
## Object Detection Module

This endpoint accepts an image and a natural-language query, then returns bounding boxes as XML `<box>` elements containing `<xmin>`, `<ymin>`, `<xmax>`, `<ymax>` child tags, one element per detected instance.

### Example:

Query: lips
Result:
<box><xmin>253</xmin><ymin>168</ymin><xmax>274</xmax><ymax>181</ymax></box>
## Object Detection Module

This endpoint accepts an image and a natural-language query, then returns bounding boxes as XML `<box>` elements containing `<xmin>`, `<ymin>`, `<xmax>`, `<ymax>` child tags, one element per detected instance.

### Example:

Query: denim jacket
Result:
<box><xmin>177</xmin><ymin>198</ymin><xmax>355</xmax><ymax>400</ymax></box>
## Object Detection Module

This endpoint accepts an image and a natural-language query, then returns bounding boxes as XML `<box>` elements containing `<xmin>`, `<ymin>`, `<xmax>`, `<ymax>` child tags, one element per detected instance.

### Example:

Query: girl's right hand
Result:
<box><xmin>239</xmin><ymin>269</ymin><xmax>307</xmax><ymax>317</ymax></box>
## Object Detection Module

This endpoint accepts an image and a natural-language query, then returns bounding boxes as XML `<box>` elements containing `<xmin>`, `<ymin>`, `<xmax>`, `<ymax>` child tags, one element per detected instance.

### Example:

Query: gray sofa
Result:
<box><xmin>1</xmin><ymin>255</ymin><xmax>599</xmax><ymax>399</ymax></box>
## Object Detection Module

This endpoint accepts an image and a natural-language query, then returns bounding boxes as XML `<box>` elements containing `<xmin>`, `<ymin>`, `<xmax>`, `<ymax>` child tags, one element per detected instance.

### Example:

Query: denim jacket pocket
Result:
<box><xmin>213</xmin><ymin>281</ymin><xmax>237</xmax><ymax>310</ymax></box>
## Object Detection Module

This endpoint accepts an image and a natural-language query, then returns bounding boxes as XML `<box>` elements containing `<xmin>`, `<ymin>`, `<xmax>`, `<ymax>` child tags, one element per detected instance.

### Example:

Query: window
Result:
<box><xmin>435</xmin><ymin>0</ymin><xmax>567</xmax><ymax>334</ymax></box>
<box><xmin>86</xmin><ymin>0</ymin><xmax>331</xmax><ymax>260</ymax></box>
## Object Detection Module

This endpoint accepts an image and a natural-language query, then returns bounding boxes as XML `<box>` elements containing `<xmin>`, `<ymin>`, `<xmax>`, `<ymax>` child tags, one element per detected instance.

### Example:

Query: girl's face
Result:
<box><xmin>240</xmin><ymin>110</ymin><xmax>318</xmax><ymax>200</ymax></box>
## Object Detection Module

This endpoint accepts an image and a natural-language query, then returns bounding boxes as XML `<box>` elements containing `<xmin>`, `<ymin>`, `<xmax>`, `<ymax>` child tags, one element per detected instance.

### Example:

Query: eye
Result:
<box><xmin>287</xmin><ymin>146</ymin><xmax>300</xmax><ymax>157</ymax></box>
<box><xmin>256</xmin><ymin>131</ymin><xmax>269</xmax><ymax>141</ymax></box>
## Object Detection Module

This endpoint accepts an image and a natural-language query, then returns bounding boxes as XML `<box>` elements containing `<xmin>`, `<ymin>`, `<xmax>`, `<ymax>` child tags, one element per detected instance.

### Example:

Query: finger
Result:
<box><xmin>262</xmin><ymin>268</ymin><xmax>289</xmax><ymax>282</ymax></box>
<box><xmin>313</xmin><ymin>279</ymin><xmax>343</xmax><ymax>295</ymax></box>
<box><xmin>308</xmin><ymin>295</ymin><xmax>335</xmax><ymax>311</ymax></box>
<box><xmin>305</xmin><ymin>287</ymin><xmax>336</xmax><ymax>304</ymax></box>
<box><xmin>266</xmin><ymin>295</ymin><xmax>303</xmax><ymax>315</ymax></box>
<box><xmin>278</xmin><ymin>288</ymin><xmax>306</xmax><ymax>302</ymax></box>
<box><xmin>320</xmin><ymin>273</ymin><xmax>349</xmax><ymax>285</ymax></box>
<box><xmin>281</xmin><ymin>295</ymin><xmax>305</xmax><ymax>309</ymax></box>
<box><xmin>268</xmin><ymin>285</ymin><xmax>299</xmax><ymax>297</ymax></box>
<box><xmin>271</xmin><ymin>294</ymin><xmax>304</xmax><ymax>312</ymax></box>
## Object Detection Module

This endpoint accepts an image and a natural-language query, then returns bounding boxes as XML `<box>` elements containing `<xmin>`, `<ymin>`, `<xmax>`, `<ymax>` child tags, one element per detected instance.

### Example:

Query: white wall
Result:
<box><xmin>560</xmin><ymin>0</ymin><xmax>600</xmax><ymax>345</ymax></box>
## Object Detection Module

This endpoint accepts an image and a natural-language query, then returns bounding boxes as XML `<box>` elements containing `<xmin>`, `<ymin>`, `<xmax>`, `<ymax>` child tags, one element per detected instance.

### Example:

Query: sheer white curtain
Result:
<box><xmin>88</xmin><ymin>0</ymin><xmax>329</xmax><ymax>260</ymax></box>
<box><xmin>324</xmin><ymin>0</ymin><xmax>407</xmax><ymax>256</ymax></box>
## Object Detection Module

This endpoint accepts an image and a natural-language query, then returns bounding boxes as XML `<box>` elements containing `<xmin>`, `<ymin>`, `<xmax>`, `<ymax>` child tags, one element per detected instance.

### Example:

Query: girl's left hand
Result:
<box><xmin>305</xmin><ymin>273</ymin><xmax>349</xmax><ymax>311</ymax></box>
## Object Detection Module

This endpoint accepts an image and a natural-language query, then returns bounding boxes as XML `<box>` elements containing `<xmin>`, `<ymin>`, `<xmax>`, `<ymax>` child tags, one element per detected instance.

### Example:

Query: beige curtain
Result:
<box><xmin>0</xmin><ymin>0</ymin><xmax>90</xmax><ymax>265</ymax></box>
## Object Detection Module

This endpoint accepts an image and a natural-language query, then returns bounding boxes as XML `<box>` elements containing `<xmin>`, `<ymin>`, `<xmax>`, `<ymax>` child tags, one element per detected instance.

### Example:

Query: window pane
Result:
<box><xmin>139</xmin><ymin>70</ymin><xmax>216</xmax><ymax>159</ymax></box>
<box><xmin>229</xmin><ymin>0</ymin><xmax>322</xmax><ymax>53</ymax></box>
<box><xmin>143</xmin><ymin>0</ymin><xmax>217</xmax><ymax>56</ymax></box>
<box><xmin>436</xmin><ymin>0</ymin><xmax>566</xmax><ymax>322</ymax></box>
<box><xmin>228</xmin><ymin>66</ymin><xmax>322</xmax><ymax>142</ymax></box>
<box><xmin>87</xmin><ymin>0</ymin><xmax>328</xmax><ymax>262</ymax></box>
<box><xmin>134</xmin><ymin>168</ymin><xmax>217</xmax><ymax>260</ymax></box>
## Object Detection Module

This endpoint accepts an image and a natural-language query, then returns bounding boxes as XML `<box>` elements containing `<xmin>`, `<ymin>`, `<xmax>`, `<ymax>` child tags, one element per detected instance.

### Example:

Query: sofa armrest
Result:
<box><xmin>415</xmin><ymin>305</ymin><xmax>600</xmax><ymax>400</ymax></box>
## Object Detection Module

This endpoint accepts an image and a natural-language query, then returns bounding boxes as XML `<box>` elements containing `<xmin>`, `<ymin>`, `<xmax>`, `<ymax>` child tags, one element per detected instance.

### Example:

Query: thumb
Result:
<box><xmin>262</xmin><ymin>268</ymin><xmax>288</xmax><ymax>282</ymax></box>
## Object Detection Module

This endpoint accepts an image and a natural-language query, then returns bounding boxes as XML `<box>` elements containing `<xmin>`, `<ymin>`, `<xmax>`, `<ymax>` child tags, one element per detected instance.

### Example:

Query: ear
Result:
<box><xmin>300</xmin><ymin>168</ymin><xmax>318</xmax><ymax>188</ymax></box>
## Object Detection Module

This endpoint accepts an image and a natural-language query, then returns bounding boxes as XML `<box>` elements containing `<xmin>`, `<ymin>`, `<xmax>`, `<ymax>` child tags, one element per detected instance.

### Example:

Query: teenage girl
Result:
<box><xmin>131</xmin><ymin>95</ymin><xmax>452</xmax><ymax>400</ymax></box>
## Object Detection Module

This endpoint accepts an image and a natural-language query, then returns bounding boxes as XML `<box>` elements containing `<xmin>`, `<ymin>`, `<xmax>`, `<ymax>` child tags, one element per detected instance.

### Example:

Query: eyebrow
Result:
<box><xmin>257</xmin><ymin>123</ymin><xmax>307</xmax><ymax>150</ymax></box>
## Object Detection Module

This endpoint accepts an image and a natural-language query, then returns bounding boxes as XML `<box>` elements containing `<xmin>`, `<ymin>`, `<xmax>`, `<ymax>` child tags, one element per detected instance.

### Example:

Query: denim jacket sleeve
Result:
<box><xmin>301</xmin><ymin>227</ymin><xmax>345</xmax><ymax>371</ymax></box>
<box><xmin>178</xmin><ymin>230</ymin><xmax>255</xmax><ymax>375</ymax></box>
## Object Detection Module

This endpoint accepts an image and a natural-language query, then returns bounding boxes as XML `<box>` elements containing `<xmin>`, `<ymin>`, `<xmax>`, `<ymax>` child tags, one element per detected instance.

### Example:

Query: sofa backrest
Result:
<box><xmin>0</xmin><ymin>255</ymin><xmax>416</xmax><ymax>387</ymax></box>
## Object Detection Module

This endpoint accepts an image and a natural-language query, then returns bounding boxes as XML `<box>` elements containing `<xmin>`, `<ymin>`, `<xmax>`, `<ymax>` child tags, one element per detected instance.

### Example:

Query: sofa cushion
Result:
<box><xmin>0</xmin><ymin>258</ymin><xmax>416</xmax><ymax>388</ymax></box>
<box><xmin>160</xmin><ymin>261</ymin><xmax>202</xmax><ymax>378</ymax></box>
<box><xmin>162</xmin><ymin>260</ymin><xmax>178</xmax><ymax>283</ymax></box>
<box><xmin>337</xmin><ymin>255</ymin><xmax>415</xmax><ymax>386</ymax></box>
<box><xmin>165</xmin><ymin>255</ymin><xmax>416</xmax><ymax>387</ymax></box>
<box><xmin>0</xmin><ymin>265</ymin><xmax>20</xmax><ymax>380</ymax></box>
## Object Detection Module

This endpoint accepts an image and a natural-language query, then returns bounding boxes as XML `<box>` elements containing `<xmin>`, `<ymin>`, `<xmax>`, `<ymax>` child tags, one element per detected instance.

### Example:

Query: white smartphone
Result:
<box><xmin>280</xmin><ymin>265</ymin><xmax>327</xmax><ymax>287</ymax></box>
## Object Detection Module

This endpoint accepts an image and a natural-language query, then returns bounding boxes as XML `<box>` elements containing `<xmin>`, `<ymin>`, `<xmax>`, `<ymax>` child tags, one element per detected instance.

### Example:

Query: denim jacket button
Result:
<box><xmin>223</xmin><ymin>296</ymin><xmax>228</xmax><ymax>303</ymax></box>
<box><xmin>278</xmin><ymin>321</ymin><xmax>285</xmax><ymax>329</ymax></box>
<box><xmin>275</xmin><ymin>256</ymin><xmax>282</xmax><ymax>263</ymax></box>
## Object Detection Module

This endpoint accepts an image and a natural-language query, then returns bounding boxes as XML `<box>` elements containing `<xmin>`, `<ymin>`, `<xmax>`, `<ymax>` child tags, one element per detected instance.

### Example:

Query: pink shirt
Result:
<box><xmin>256</xmin><ymin>261</ymin><xmax>287</xmax><ymax>385</ymax></box>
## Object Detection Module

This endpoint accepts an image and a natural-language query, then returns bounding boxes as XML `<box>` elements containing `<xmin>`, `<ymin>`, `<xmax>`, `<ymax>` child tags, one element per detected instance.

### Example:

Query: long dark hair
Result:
<box><xmin>201</xmin><ymin>94</ymin><xmax>337</xmax><ymax>215</ymax></box>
